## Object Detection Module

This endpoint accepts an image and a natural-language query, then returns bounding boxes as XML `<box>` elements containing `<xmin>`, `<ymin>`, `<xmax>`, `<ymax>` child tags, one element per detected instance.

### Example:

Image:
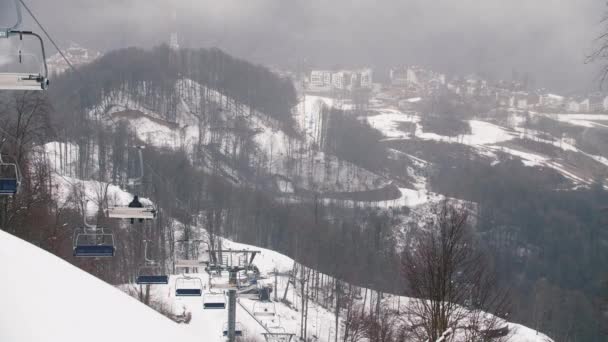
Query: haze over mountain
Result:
<box><xmin>22</xmin><ymin>0</ymin><xmax>604</xmax><ymax>93</ymax></box>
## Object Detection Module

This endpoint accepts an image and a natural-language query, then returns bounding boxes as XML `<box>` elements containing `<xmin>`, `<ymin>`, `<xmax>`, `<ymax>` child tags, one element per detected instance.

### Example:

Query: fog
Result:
<box><xmin>19</xmin><ymin>0</ymin><xmax>607</xmax><ymax>92</ymax></box>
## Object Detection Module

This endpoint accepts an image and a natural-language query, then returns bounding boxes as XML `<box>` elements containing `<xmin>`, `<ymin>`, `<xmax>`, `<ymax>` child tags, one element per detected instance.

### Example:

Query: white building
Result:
<box><xmin>602</xmin><ymin>96</ymin><xmax>608</xmax><ymax>111</ymax></box>
<box><xmin>360</xmin><ymin>69</ymin><xmax>373</xmax><ymax>88</ymax></box>
<box><xmin>579</xmin><ymin>99</ymin><xmax>590</xmax><ymax>113</ymax></box>
<box><xmin>567</xmin><ymin>100</ymin><xmax>581</xmax><ymax>113</ymax></box>
<box><xmin>539</xmin><ymin>94</ymin><xmax>565</xmax><ymax>110</ymax></box>
<box><xmin>390</xmin><ymin>69</ymin><xmax>408</xmax><ymax>86</ymax></box>
<box><xmin>589</xmin><ymin>93</ymin><xmax>605</xmax><ymax>112</ymax></box>
<box><xmin>47</xmin><ymin>43</ymin><xmax>102</xmax><ymax>75</ymax></box>
<box><xmin>331</xmin><ymin>72</ymin><xmax>347</xmax><ymax>89</ymax></box>
<box><xmin>310</xmin><ymin>70</ymin><xmax>332</xmax><ymax>88</ymax></box>
<box><xmin>350</xmin><ymin>73</ymin><xmax>359</xmax><ymax>89</ymax></box>
<box><xmin>406</xmin><ymin>68</ymin><xmax>418</xmax><ymax>84</ymax></box>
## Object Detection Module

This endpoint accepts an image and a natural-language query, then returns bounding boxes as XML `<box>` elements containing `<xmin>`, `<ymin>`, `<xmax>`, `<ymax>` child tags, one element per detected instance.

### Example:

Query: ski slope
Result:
<box><xmin>0</xmin><ymin>230</ymin><xmax>196</xmax><ymax>342</ymax></box>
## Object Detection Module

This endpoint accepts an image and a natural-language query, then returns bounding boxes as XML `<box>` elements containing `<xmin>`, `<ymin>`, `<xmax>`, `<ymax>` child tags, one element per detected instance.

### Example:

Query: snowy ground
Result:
<box><xmin>116</xmin><ymin>231</ymin><xmax>554</xmax><ymax>342</ymax></box>
<box><xmin>364</xmin><ymin>106</ymin><xmax>608</xmax><ymax>187</ymax></box>
<box><xmin>0</xmin><ymin>229</ymin><xmax>196</xmax><ymax>342</ymax></box>
<box><xmin>536</xmin><ymin>112</ymin><xmax>608</xmax><ymax>129</ymax></box>
<box><xmin>138</xmin><ymin>230</ymin><xmax>550</xmax><ymax>342</ymax></box>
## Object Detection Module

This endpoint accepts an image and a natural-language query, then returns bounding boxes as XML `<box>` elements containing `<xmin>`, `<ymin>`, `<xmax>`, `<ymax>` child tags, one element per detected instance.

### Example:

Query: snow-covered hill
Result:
<box><xmin>0</xmin><ymin>229</ymin><xmax>195</xmax><ymax>342</ymax></box>
<box><xmin>86</xmin><ymin>79</ymin><xmax>393</xmax><ymax>198</ymax></box>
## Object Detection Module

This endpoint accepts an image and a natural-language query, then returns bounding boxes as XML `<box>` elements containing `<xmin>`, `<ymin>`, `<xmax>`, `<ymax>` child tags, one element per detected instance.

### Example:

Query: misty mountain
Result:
<box><xmin>21</xmin><ymin>0</ymin><xmax>605</xmax><ymax>93</ymax></box>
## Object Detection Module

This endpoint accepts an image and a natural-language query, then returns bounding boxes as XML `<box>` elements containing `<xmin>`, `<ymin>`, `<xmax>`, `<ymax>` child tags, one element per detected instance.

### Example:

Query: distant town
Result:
<box><xmin>273</xmin><ymin>65</ymin><xmax>608</xmax><ymax>114</ymax></box>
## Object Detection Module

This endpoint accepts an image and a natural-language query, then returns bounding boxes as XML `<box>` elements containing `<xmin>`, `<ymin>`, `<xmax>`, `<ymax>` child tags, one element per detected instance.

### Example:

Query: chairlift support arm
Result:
<box><xmin>6</xmin><ymin>30</ymin><xmax>49</xmax><ymax>82</ymax></box>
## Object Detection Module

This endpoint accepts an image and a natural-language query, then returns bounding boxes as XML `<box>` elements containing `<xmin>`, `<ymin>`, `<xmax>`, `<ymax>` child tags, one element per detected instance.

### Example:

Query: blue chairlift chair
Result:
<box><xmin>0</xmin><ymin>161</ymin><xmax>19</xmax><ymax>195</ymax></box>
<box><xmin>136</xmin><ymin>240</ymin><xmax>168</xmax><ymax>285</ymax></box>
<box><xmin>222</xmin><ymin>322</ymin><xmax>243</xmax><ymax>337</ymax></box>
<box><xmin>73</xmin><ymin>227</ymin><xmax>115</xmax><ymax>258</ymax></box>
<box><xmin>175</xmin><ymin>276</ymin><xmax>203</xmax><ymax>296</ymax></box>
<box><xmin>203</xmin><ymin>292</ymin><xmax>226</xmax><ymax>309</ymax></box>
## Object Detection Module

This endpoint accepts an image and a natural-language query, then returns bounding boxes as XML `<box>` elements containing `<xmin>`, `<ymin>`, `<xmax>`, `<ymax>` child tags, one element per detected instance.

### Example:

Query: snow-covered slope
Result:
<box><xmin>0</xmin><ymin>230</ymin><xmax>195</xmax><ymax>342</ymax></box>
<box><xmin>87</xmin><ymin>79</ymin><xmax>392</xmax><ymax>196</ymax></box>
<box><xmin>365</xmin><ymin>106</ymin><xmax>608</xmax><ymax>187</ymax></box>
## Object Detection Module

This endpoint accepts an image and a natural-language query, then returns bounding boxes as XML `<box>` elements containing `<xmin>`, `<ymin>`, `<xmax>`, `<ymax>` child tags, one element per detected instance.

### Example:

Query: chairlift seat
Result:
<box><xmin>222</xmin><ymin>330</ymin><xmax>243</xmax><ymax>337</ymax></box>
<box><xmin>107</xmin><ymin>206</ymin><xmax>156</xmax><ymax>220</ymax></box>
<box><xmin>175</xmin><ymin>259</ymin><xmax>206</xmax><ymax>268</ymax></box>
<box><xmin>0</xmin><ymin>73</ymin><xmax>47</xmax><ymax>90</ymax></box>
<box><xmin>0</xmin><ymin>163</ymin><xmax>19</xmax><ymax>195</ymax></box>
<box><xmin>0</xmin><ymin>179</ymin><xmax>17</xmax><ymax>194</ymax></box>
<box><xmin>73</xmin><ymin>227</ymin><xmax>115</xmax><ymax>258</ymax></box>
<box><xmin>73</xmin><ymin>245</ymin><xmax>115</xmax><ymax>257</ymax></box>
<box><xmin>175</xmin><ymin>288</ymin><xmax>202</xmax><ymax>296</ymax></box>
<box><xmin>136</xmin><ymin>275</ymin><xmax>169</xmax><ymax>285</ymax></box>
<box><xmin>175</xmin><ymin>276</ymin><xmax>203</xmax><ymax>297</ymax></box>
<box><xmin>253</xmin><ymin>302</ymin><xmax>277</xmax><ymax>317</ymax></box>
<box><xmin>223</xmin><ymin>322</ymin><xmax>243</xmax><ymax>337</ymax></box>
<box><xmin>203</xmin><ymin>293</ymin><xmax>226</xmax><ymax>309</ymax></box>
<box><xmin>204</xmin><ymin>301</ymin><xmax>226</xmax><ymax>309</ymax></box>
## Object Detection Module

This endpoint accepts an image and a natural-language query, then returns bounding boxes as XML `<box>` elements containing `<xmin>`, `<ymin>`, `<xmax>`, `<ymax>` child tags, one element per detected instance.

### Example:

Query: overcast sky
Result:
<box><xmin>16</xmin><ymin>0</ymin><xmax>608</xmax><ymax>92</ymax></box>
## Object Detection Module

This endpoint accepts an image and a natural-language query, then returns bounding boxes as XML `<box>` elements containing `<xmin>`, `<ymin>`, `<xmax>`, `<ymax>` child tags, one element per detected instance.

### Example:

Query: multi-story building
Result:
<box><xmin>579</xmin><ymin>99</ymin><xmax>590</xmax><ymax>113</ymax></box>
<box><xmin>589</xmin><ymin>93</ymin><xmax>605</xmax><ymax>112</ymax></box>
<box><xmin>406</xmin><ymin>68</ymin><xmax>418</xmax><ymax>84</ymax></box>
<box><xmin>332</xmin><ymin>72</ymin><xmax>347</xmax><ymax>89</ymax></box>
<box><xmin>310</xmin><ymin>70</ymin><xmax>332</xmax><ymax>89</ymax></box>
<box><xmin>390</xmin><ymin>69</ymin><xmax>409</xmax><ymax>86</ymax></box>
<box><xmin>360</xmin><ymin>69</ymin><xmax>373</xmax><ymax>88</ymax></box>
<box><xmin>539</xmin><ymin>94</ymin><xmax>565</xmax><ymax>110</ymax></box>
<box><xmin>511</xmin><ymin>92</ymin><xmax>529</xmax><ymax>110</ymax></box>
<box><xmin>567</xmin><ymin>100</ymin><xmax>581</xmax><ymax>113</ymax></box>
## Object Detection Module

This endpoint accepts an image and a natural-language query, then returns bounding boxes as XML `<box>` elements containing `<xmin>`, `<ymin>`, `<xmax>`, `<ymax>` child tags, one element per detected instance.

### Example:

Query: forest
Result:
<box><xmin>390</xmin><ymin>138</ymin><xmax>608</xmax><ymax>340</ymax></box>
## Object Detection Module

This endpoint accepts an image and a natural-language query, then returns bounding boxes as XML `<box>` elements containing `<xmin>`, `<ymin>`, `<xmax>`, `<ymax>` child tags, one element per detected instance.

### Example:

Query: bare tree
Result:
<box><xmin>401</xmin><ymin>201</ymin><xmax>510</xmax><ymax>342</ymax></box>
<box><xmin>588</xmin><ymin>4</ymin><xmax>608</xmax><ymax>86</ymax></box>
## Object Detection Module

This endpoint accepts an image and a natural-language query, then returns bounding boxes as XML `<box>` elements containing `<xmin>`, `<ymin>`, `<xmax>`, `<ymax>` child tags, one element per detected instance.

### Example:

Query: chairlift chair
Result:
<box><xmin>136</xmin><ymin>265</ymin><xmax>168</xmax><ymax>285</ymax></box>
<box><xmin>175</xmin><ymin>276</ymin><xmax>203</xmax><ymax>296</ymax></box>
<box><xmin>0</xmin><ymin>160</ymin><xmax>19</xmax><ymax>195</ymax></box>
<box><xmin>0</xmin><ymin>6</ymin><xmax>50</xmax><ymax>91</ymax></box>
<box><xmin>267</xmin><ymin>326</ymin><xmax>286</xmax><ymax>334</ymax></box>
<box><xmin>247</xmin><ymin>270</ymin><xmax>258</xmax><ymax>285</ymax></box>
<box><xmin>222</xmin><ymin>322</ymin><xmax>243</xmax><ymax>337</ymax></box>
<box><xmin>253</xmin><ymin>301</ymin><xmax>277</xmax><ymax>317</ymax></box>
<box><xmin>73</xmin><ymin>227</ymin><xmax>115</xmax><ymax>258</ymax></box>
<box><xmin>106</xmin><ymin>147</ymin><xmax>156</xmax><ymax>222</ymax></box>
<box><xmin>261</xmin><ymin>315</ymin><xmax>283</xmax><ymax>331</ymax></box>
<box><xmin>107</xmin><ymin>206</ymin><xmax>156</xmax><ymax>220</ymax></box>
<box><xmin>203</xmin><ymin>292</ymin><xmax>226</xmax><ymax>309</ymax></box>
<box><xmin>262</xmin><ymin>332</ymin><xmax>294</xmax><ymax>342</ymax></box>
<box><xmin>136</xmin><ymin>240</ymin><xmax>168</xmax><ymax>284</ymax></box>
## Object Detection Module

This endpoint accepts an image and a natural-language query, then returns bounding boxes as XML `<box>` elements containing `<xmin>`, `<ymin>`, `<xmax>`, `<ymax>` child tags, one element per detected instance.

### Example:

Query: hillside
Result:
<box><xmin>0</xmin><ymin>229</ymin><xmax>195</xmax><ymax>342</ymax></box>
